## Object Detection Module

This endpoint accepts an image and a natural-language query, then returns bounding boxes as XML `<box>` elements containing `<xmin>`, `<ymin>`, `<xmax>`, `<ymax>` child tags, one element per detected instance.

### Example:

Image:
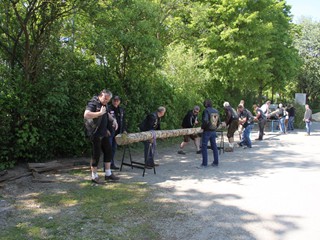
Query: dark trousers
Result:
<box><xmin>258</xmin><ymin>119</ymin><xmax>267</xmax><ymax>140</ymax></box>
<box><xmin>143</xmin><ymin>141</ymin><xmax>154</xmax><ymax>165</ymax></box>
<box><xmin>91</xmin><ymin>136</ymin><xmax>112</xmax><ymax>167</ymax></box>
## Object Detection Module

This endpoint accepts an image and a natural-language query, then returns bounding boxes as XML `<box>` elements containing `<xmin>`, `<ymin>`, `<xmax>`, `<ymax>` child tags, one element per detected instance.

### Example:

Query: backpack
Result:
<box><xmin>84</xmin><ymin>117</ymin><xmax>102</xmax><ymax>139</ymax></box>
<box><xmin>208</xmin><ymin>112</ymin><xmax>220</xmax><ymax>130</ymax></box>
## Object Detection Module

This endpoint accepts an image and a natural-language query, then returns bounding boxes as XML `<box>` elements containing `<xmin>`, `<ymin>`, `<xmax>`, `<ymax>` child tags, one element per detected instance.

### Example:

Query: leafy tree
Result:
<box><xmin>293</xmin><ymin>17</ymin><xmax>320</xmax><ymax>105</ymax></box>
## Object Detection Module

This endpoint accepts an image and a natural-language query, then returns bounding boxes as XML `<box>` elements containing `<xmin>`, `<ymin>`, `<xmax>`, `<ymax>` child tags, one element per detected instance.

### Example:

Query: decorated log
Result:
<box><xmin>115</xmin><ymin>127</ymin><xmax>203</xmax><ymax>146</ymax></box>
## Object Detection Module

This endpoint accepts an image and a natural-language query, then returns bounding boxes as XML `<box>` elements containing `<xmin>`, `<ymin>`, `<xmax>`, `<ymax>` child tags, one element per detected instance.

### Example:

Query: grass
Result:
<box><xmin>0</xmin><ymin>171</ymin><xmax>183</xmax><ymax>240</ymax></box>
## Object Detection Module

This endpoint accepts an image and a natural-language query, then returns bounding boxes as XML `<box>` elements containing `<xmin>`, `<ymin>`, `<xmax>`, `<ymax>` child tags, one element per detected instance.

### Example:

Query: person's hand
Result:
<box><xmin>113</xmin><ymin>120</ymin><xmax>118</xmax><ymax>131</ymax></box>
<box><xmin>100</xmin><ymin>106</ymin><xmax>106</xmax><ymax>115</ymax></box>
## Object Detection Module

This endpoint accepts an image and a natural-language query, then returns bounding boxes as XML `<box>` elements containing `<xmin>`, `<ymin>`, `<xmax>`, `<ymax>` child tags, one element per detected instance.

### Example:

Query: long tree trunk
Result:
<box><xmin>115</xmin><ymin>128</ymin><xmax>203</xmax><ymax>145</ymax></box>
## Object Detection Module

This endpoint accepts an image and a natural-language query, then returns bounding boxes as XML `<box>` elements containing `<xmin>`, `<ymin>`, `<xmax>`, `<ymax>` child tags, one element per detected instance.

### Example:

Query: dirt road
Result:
<box><xmin>118</xmin><ymin>123</ymin><xmax>320</xmax><ymax>240</ymax></box>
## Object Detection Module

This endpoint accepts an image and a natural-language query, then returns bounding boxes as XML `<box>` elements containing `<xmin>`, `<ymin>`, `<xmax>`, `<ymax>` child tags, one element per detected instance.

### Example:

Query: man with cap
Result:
<box><xmin>108</xmin><ymin>95</ymin><xmax>127</xmax><ymax>170</ymax></box>
<box><xmin>178</xmin><ymin>106</ymin><xmax>201</xmax><ymax>155</ymax></box>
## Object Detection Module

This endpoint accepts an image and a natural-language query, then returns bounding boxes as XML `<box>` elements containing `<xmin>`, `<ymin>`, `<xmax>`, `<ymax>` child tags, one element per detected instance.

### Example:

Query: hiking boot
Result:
<box><xmin>105</xmin><ymin>173</ymin><xmax>120</xmax><ymax>181</ymax></box>
<box><xmin>178</xmin><ymin>150</ymin><xmax>186</xmax><ymax>155</ymax></box>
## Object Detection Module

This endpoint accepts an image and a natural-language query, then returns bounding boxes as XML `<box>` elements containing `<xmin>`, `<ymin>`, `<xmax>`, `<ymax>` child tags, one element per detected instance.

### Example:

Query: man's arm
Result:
<box><xmin>84</xmin><ymin>106</ymin><xmax>106</xmax><ymax>119</ymax></box>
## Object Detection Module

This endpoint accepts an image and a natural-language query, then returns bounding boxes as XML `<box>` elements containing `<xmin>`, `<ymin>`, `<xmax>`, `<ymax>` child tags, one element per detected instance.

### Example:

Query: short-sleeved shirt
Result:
<box><xmin>85</xmin><ymin>96</ymin><xmax>109</xmax><ymax>137</ymax></box>
<box><xmin>182</xmin><ymin>110</ymin><xmax>198</xmax><ymax>128</ymax></box>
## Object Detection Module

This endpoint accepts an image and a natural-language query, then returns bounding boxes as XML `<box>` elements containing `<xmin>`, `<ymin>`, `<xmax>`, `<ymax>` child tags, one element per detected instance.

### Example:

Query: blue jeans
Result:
<box><xmin>279</xmin><ymin>117</ymin><xmax>286</xmax><ymax>133</ymax></box>
<box><xmin>201</xmin><ymin>131</ymin><xmax>219</xmax><ymax>166</ymax></box>
<box><xmin>306</xmin><ymin>121</ymin><xmax>311</xmax><ymax>135</ymax></box>
<box><xmin>288</xmin><ymin>116</ymin><xmax>294</xmax><ymax>131</ymax></box>
<box><xmin>240</xmin><ymin>124</ymin><xmax>253</xmax><ymax>148</ymax></box>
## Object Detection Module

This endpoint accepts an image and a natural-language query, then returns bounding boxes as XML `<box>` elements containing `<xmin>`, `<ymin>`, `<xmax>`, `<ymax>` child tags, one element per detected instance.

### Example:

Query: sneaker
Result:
<box><xmin>105</xmin><ymin>173</ymin><xmax>120</xmax><ymax>181</ymax></box>
<box><xmin>196</xmin><ymin>150</ymin><xmax>202</xmax><ymax>154</ymax></box>
<box><xmin>91</xmin><ymin>177</ymin><xmax>99</xmax><ymax>184</ymax></box>
<box><xmin>211</xmin><ymin>163</ymin><xmax>218</xmax><ymax>167</ymax></box>
<box><xmin>178</xmin><ymin>150</ymin><xmax>186</xmax><ymax>155</ymax></box>
<box><xmin>197</xmin><ymin>164</ymin><xmax>207</xmax><ymax>169</ymax></box>
<box><xmin>111</xmin><ymin>164</ymin><xmax>120</xmax><ymax>170</ymax></box>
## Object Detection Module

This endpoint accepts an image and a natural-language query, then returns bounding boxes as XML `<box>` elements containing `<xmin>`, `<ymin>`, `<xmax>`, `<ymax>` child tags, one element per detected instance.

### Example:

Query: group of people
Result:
<box><xmin>84</xmin><ymin>89</ymin><xmax>313</xmax><ymax>181</ymax></box>
<box><xmin>176</xmin><ymin>100</ymin><xmax>313</xmax><ymax>168</ymax></box>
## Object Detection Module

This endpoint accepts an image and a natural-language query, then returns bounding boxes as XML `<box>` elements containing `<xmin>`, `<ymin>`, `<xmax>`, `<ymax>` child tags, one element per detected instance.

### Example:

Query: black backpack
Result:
<box><xmin>84</xmin><ymin>117</ymin><xmax>102</xmax><ymax>139</ymax></box>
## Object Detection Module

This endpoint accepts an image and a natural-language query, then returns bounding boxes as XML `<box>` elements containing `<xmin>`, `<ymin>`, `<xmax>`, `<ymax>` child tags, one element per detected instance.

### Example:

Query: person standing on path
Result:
<box><xmin>303</xmin><ymin>104</ymin><xmax>312</xmax><ymax>136</ymax></box>
<box><xmin>253</xmin><ymin>104</ymin><xmax>267</xmax><ymax>141</ymax></box>
<box><xmin>287</xmin><ymin>104</ymin><xmax>295</xmax><ymax>131</ymax></box>
<box><xmin>84</xmin><ymin>89</ymin><xmax>120</xmax><ymax>183</ymax></box>
<box><xmin>199</xmin><ymin>99</ymin><xmax>220</xmax><ymax>168</ymax></box>
<box><xmin>222</xmin><ymin>102</ymin><xmax>239</xmax><ymax>152</ymax></box>
<box><xmin>178</xmin><ymin>106</ymin><xmax>201</xmax><ymax>155</ymax></box>
<box><xmin>237</xmin><ymin>104</ymin><xmax>254</xmax><ymax>148</ymax></box>
<box><xmin>139</xmin><ymin>106</ymin><xmax>166</xmax><ymax>168</ymax></box>
<box><xmin>108</xmin><ymin>95</ymin><xmax>127</xmax><ymax>170</ymax></box>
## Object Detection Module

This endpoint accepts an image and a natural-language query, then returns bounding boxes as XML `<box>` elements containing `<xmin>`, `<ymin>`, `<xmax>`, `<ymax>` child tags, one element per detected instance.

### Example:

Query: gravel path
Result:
<box><xmin>117</xmin><ymin>122</ymin><xmax>320</xmax><ymax>240</ymax></box>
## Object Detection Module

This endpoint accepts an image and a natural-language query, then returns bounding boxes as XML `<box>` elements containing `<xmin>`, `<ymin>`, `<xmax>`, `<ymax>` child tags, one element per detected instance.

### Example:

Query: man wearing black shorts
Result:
<box><xmin>178</xmin><ymin>106</ymin><xmax>201</xmax><ymax>154</ymax></box>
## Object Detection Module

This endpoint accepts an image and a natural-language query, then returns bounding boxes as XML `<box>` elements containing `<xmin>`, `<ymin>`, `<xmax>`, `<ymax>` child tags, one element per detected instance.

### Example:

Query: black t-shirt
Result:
<box><xmin>139</xmin><ymin>112</ymin><xmax>160</xmax><ymax>131</ymax></box>
<box><xmin>182</xmin><ymin>110</ymin><xmax>198</xmax><ymax>128</ymax></box>
<box><xmin>85</xmin><ymin>96</ymin><xmax>109</xmax><ymax>137</ymax></box>
<box><xmin>239</xmin><ymin>109</ymin><xmax>253</xmax><ymax>127</ymax></box>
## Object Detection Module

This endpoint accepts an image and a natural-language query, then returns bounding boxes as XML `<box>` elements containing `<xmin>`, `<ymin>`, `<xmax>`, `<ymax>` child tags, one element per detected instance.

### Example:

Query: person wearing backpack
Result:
<box><xmin>222</xmin><ymin>102</ymin><xmax>239</xmax><ymax>152</ymax></box>
<box><xmin>198</xmin><ymin>99</ymin><xmax>220</xmax><ymax>168</ymax></box>
<box><xmin>84</xmin><ymin>89</ymin><xmax>120</xmax><ymax>183</ymax></box>
<box><xmin>237</xmin><ymin>104</ymin><xmax>253</xmax><ymax>148</ymax></box>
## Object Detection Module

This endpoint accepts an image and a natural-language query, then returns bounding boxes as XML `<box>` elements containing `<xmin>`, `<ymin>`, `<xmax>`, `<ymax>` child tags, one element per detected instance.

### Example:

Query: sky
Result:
<box><xmin>286</xmin><ymin>0</ymin><xmax>320</xmax><ymax>22</ymax></box>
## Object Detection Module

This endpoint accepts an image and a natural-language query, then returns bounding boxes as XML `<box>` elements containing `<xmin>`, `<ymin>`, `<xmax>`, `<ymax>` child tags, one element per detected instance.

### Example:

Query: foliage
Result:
<box><xmin>293</xmin><ymin>17</ymin><xmax>320</xmax><ymax>105</ymax></box>
<box><xmin>0</xmin><ymin>0</ymin><xmax>307</xmax><ymax>168</ymax></box>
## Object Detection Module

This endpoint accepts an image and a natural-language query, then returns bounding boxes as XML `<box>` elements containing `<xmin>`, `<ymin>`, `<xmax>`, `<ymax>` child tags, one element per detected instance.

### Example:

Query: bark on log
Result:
<box><xmin>115</xmin><ymin>127</ymin><xmax>203</xmax><ymax>145</ymax></box>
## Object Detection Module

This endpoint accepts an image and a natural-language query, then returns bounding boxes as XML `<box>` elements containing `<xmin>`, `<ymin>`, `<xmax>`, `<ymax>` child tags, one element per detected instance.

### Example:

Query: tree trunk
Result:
<box><xmin>115</xmin><ymin>128</ymin><xmax>203</xmax><ymax>145</ymax></box>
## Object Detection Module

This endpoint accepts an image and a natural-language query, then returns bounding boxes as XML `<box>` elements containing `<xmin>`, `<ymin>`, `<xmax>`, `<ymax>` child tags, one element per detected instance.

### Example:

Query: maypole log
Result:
<box><xmin>115</xmin><ymin>128</ymin><xmax>203</xmax><ymax>146</ymax></box>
